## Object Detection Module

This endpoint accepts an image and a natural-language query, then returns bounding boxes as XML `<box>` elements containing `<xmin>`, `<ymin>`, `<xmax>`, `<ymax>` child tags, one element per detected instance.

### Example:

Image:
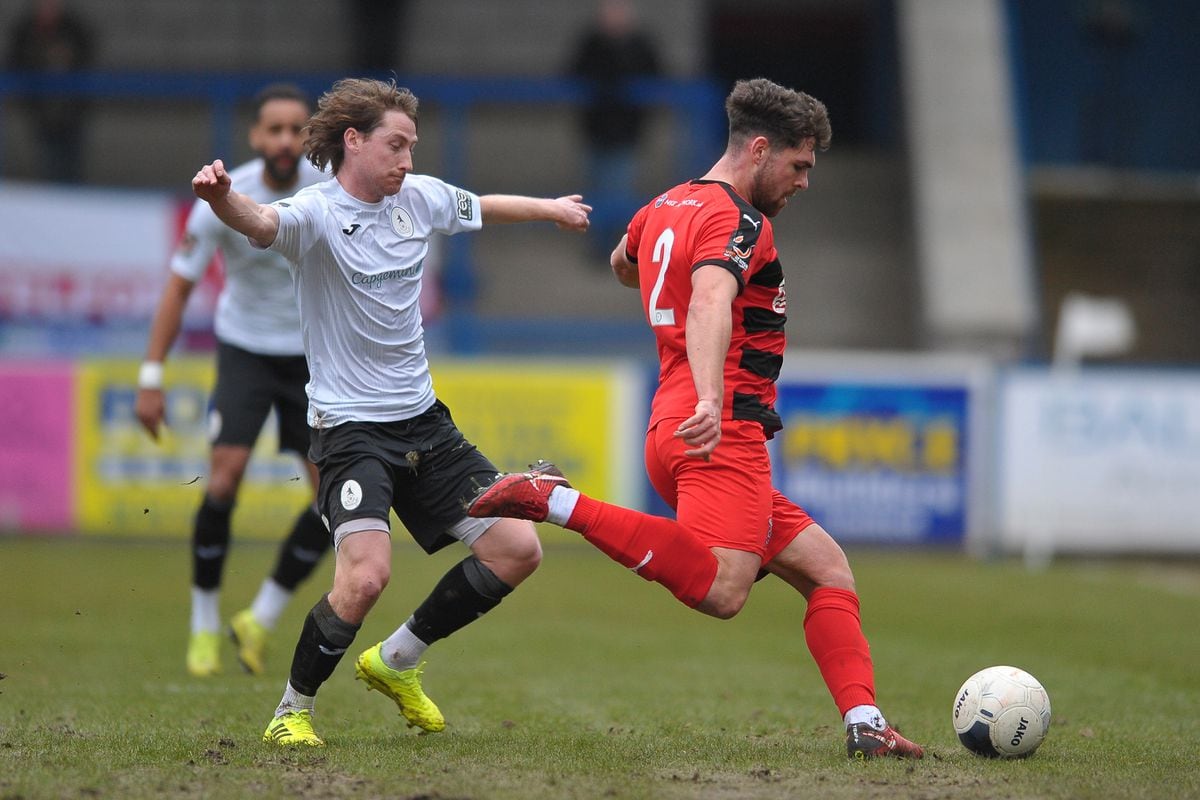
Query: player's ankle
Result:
<box><xmin>545</xmin><ymin>486</ymin><xmax>580</xmax><ymax>526</ymax></box>
<box><xmin>843</xmin><ymin>704</ymin><xmax>886</xmax><ymax>731</ymax></box>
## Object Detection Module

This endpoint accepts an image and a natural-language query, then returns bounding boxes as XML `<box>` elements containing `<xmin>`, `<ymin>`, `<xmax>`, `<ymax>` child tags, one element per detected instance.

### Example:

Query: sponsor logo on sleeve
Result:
<box><xmin>455</xmin><ymin>190</ymin><xmax>474</xmax><ymax>221</ymax></box>
<box><xmin>724</xmin><ymin>234</ymin><xmax>755</xmax><ymax>272</ymax></box>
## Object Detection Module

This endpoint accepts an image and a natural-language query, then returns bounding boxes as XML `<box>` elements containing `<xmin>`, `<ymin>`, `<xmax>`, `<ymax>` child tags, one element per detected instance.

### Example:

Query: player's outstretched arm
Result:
<box><xmin>480</xmin><ymin>194</ymin><xmax>591</xmax><ymax>231</ymax></box>
<box><xmin>192</xmin><ymin>159</ymin><xmax>281</xmax><ymax>248</ymax></box>
<box><xmin>134</xmin><ymin>273</ymin><xmax>196</xmax><ymax>440</ymax></box>
<box><xmin>610</xmin><ymin>234</ymin><xmax>639</xmax><ymax>288</ymax></box>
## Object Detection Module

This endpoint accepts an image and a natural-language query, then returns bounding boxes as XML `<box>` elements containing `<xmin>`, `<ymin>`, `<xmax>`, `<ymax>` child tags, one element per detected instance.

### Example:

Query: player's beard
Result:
<box><xmin>748</xmin><ymin>168</ymin><xmax>785</xmax><ymax>218</ymax></box>
<box><xmin>263</xmin><ymin>152</ymin><xmax>300</xmax><ymax>186</ymax></box>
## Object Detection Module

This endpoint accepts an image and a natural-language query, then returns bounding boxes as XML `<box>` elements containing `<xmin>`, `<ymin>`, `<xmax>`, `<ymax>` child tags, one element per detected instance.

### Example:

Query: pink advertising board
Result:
<box><xmin>0</xmin><ymin>361</ymin><xmax>74</xmax><ymax>532</ymax></box>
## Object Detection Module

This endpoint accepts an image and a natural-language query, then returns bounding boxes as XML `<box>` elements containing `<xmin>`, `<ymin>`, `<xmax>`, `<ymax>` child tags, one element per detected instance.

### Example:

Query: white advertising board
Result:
<box><xmin>999</xmin><ymin>368</ymin><xmax>1200</xmax><ymax>555</ymax></box>
<box><xmin>0</xmin><ymin>182</ymin><xmax>176</xmax><ymax>320</ymax></box>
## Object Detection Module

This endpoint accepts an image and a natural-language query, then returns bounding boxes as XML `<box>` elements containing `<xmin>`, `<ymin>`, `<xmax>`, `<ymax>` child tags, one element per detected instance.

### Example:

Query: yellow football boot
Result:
<box><xmin>229</xmin><ymin>608</ymin><xmax>268</xmax><ymax>675</ymax></box>
<box><xmin>186</xmin><ymin>630</ymin><xmax>222</xmax><ymax>677</ymax></box>
<box><xmin>354</xmin><ymin>643</ymin><xmax>445</xmax><ymax>732</ymax></box>
<box><xmin>263</xmin><ymin>710</ymin><xmax>324</xmax><ymax>747</ymax></box>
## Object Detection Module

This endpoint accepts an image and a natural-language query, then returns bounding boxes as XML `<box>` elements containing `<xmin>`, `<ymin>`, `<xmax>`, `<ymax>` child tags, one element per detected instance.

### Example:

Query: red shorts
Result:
<box><xmin>644</xmin><ymin>418</ymin><xmax>814</xmax><ymax>562</ymax></box>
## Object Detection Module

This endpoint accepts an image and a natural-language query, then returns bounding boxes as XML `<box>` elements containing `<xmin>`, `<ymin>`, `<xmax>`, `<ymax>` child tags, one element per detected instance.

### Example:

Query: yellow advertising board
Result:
<box><xmin>429</xmin><ymin>359</ymin><xmax>629</xmax><ymax>501</ymax></box>
<box><xmin>74</xmin><ymin>357</ymin><xmax>641</xmax><ymax>540</ymax></box>
<box><xmin>75</xmin><ymin>358</ymin><xmax>313</xmax><ymax>539</ymax></box>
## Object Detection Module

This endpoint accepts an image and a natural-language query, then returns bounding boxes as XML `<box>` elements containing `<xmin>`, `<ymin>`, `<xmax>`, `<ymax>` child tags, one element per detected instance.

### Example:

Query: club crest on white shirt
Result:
<box><xmin>391</xmin><ymin>206</ymin><xmax>414</xmax><ymax>238</ymax></box>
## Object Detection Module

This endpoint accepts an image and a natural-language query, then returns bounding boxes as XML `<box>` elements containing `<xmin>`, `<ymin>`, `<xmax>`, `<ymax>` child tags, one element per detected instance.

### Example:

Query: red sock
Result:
<box><xmin>566</xmin><ymin>495</ymin><xmax>717</xmax><ymax>608</ymax></box>
<box><xmin>803</xmin><ymin>587</ymin><xmax>876</xmax><ymax>715</ymax></box>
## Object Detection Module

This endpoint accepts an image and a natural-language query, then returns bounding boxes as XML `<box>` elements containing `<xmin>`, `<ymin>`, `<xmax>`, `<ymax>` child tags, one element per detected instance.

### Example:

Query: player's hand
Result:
<box><xmin>612</xmin><ymin>258</ymin><xmax>639</xmax><ymax>288</ymax></box>
<box><xmin>552</xmin><ymin>194</ymin><xmax>592</xmax><ymax>232</ymax></box>
<box><xmin>675</xmin><ymin>398</ymin><xmax>722</xmax><ymax>460</ymax></box>
<box><xmin>192</xmin><ymin>159</ymin><xmax>232</xmax><ymax>203</ymax></box>
<box><xmin>610</xmin><ymin>235</ymin><xmax>639</xmax><ymax>288</ymax></box>
<box><xmin>135</xmin><ymin>387</ymin><xmax>165</xmax><ymax>441</ymax></box>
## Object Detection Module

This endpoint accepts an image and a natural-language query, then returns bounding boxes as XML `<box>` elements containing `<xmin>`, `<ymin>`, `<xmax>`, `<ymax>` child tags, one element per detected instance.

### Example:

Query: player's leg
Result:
<box><xmin>467</xmin><ymin>420</ymin><xmax>770</xmax><ymax>615</ymax></box>
<box><xmin>269</xmin><ymin>459</ymin><xmax>327</xmax><ymax>598</ymax></box>
<box><xmin>357</xmin><ymin>515</ymin><xmax>537</xmax><ymax>734</ymax></box>
<box><xmin>265</xmin><ymin>427</ymin><xmax>392</xmax><ymax>745</ymax></box>
<box><xmin>664</xmin><ymin>426</ymin><xmax>771</xmax><ymax>618</ymax></box>
<box><xmin>765</xmin><ymin>501</ymin><xmax>923</xmax><ymax>759</ymax></box>
<box><xmin>267</xmin><ymin>527</ymin><xmax>386</xmax><ymax>747</ymax></box>
<box><xmin>234</xmin><ymin>358</ymin><xmax>329</xmax><ymax>674</ymax></box>
<box><xmin>359</xmin><ymin>402</ymin><xmax>538</xmax><ymax>730</ymax></box>
<box><xmin>381</xmin><ymin>517</ymin><xmax>540</xmax><ymax>670</ymax></box>
<box><xmin>187</xmin><ymin>443</ymin><xmax>251</xmax><ymax>677</ymax></box>
<box><xmin>264</xmin><ymin>355</ymin><xmax>328</xmax><ymax>606</ymax></box>
<box><xmin>189</xmin><ymin>343</ymin><xmax>273</xmax><ymax>676</ymax></box>
<box><xmin>232</xmin><ymin>460</ymin><xmax>326</xmax><ymax>674</ymax></box>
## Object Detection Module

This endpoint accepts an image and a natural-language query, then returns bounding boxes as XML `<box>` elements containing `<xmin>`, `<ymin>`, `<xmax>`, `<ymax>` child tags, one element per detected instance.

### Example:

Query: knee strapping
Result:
<box><xmin>461</xmin><ymin>556</ymin><xmax>513</xmax><ymax>601</ymax></box>
<box><xmin>312</xmin><ymin>593</ymin><xmax>359</xmax><ymax>647</ymax></box>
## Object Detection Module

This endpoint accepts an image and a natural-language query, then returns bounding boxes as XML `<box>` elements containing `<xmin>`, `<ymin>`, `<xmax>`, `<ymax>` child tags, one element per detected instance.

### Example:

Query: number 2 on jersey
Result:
<box><xmin>648</xmin><ymin>228</ymin><xmax>676</xmax><ymax>327</ymax></box>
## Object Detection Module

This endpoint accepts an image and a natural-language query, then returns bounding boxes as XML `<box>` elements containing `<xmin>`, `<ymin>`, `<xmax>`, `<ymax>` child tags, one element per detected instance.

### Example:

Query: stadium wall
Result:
<box><xmin>4</xmin><ymin>350</ymin><xmax>1198</xmax><ymax>556</ymax></box>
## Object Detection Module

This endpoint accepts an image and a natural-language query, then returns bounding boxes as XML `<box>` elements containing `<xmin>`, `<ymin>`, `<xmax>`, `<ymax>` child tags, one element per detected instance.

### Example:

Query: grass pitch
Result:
<box><xmin>1</xmin><ymin>535</ymin><xmax>1198</xmax><ymax>799</ymax></box>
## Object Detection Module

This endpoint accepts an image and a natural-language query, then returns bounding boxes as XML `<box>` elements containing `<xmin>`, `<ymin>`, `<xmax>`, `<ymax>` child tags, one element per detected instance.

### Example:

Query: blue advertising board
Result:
<box><xmin>772</xmin><ymin>382</ymin><xmax>970</xmax><ymax>544</ymax></box>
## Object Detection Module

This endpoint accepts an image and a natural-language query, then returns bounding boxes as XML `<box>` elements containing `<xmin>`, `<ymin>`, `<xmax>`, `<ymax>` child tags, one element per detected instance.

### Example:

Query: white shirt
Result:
<box><xmin>268</xmin><ymin>174</ymin><xmax>482</xmax><ymax>427</ymax></box>
<box><xmin>172</xmin><ymin>158</ymin><xmax>327</xmax><ymax>355</ymax></box>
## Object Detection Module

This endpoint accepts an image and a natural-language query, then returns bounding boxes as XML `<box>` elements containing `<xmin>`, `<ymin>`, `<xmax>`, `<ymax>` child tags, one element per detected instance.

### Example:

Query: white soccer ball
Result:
<box><xmin>951</xmin><ymin>665</ymin><xmax>1051</xmax><ymax>758</ymax></box>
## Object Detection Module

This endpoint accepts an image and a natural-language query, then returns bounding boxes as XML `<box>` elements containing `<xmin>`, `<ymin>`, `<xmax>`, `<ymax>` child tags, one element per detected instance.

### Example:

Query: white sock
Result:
<box><xmin>381</xmin><ymin>620</ymin><xmax>428</xmax><ymax>671</ymax></box>
<box><xmin>844</xmin><ymin>704</ymin><xmax>887</xmax><ymax>730</ymax></box>
<box><xmin>249</xmin><ymin>578</ymin><xmax>292</xmax><ymax>631</ymax></box>
<box><xmin>546</xmin><ymin>486</ymin><xmax>581</xmax><ymax>527</ymax></box>
<box><xmin>191</xmin><ymin>587</ymin><xmax>220</xmax><ymax>633</ymax></box>
<box><xmin>276</xmin><ymin>681</ymin><xmax>315</xmax><ymax>716</ymax></box>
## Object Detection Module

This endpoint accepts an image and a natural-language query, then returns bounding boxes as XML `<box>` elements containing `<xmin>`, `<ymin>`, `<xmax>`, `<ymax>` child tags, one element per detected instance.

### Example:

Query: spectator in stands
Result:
<box><xmin>6</xmin><ymin>0</ymin><xmax>94</xmax><ymax>183</ymax></box>
<box><xmin>567</xmin><ymin>0</ymin><xmax>662</xmax><ymax>258</ymax></box>
<box><xmin>136</xmin><ymin>84</ymin><xmax>330</xmax><ymax>680</ymax></box>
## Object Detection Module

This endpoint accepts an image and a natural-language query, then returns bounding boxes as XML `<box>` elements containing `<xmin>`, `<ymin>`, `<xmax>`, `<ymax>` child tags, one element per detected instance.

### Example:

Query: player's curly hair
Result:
<box><xmin>725</xmin><ymin>77</ymin><xmax>832</xmax><ymax>152</ymax></box>
<box><xmin>305</xmin><ymin>78</ymin><xmax>419</xmax><ymax>175</ymax></box>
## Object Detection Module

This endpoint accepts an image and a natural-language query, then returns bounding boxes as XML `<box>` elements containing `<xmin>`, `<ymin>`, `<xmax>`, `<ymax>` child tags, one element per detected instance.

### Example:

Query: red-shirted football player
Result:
<box><xmin>469</xmin><ymin>78</ymin><xmax>924</xmax><ymax>761</ymax></box>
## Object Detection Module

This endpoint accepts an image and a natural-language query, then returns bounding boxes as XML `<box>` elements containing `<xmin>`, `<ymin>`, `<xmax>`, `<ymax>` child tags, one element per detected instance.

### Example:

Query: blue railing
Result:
<box><xmin>0</xmin><ymin>71</ymin><xmax>725</xmax><ymax>354</ymax></box>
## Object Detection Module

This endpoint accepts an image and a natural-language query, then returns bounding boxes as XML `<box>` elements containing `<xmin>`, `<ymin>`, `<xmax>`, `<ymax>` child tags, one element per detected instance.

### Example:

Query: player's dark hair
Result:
<box><xmin>251</xmin><ymin>82</ymin><xmax>312</xmax><ymax>122</ymax></box>
<box><xmin>305</xmin><ymin>77</ymin><xmax>419</xmax><ymax>175</ymax></box>
<box><xmin>725</xmin><ymin>77</ymin><xmax>832</xmax><ymax>152</ymax></box>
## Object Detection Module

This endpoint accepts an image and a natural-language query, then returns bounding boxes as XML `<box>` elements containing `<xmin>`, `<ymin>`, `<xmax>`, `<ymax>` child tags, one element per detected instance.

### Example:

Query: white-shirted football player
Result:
<box><xmin>191</xmin><ymin>77</ymin><xmax>591</xmax><ymax>747</ymax></box>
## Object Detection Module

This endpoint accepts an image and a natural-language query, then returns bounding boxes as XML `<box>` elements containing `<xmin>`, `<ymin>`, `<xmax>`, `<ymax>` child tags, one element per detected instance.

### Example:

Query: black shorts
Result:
<box><xmin>209</xmin><ymin>341</ymin><xmax>310</xmax><ymax>454</ymax></box>
<box><xmin>310</xmin><ymin>400</ymin><xmax>500</xmax><ymax>554</ymax></box>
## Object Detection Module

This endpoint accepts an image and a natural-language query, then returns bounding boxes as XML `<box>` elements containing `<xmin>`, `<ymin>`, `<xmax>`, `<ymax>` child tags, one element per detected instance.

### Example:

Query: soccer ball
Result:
<box><xmin>951</xmin><ymin>665</ymin><xmax>1051</xmax><ymax>758</ymax></box>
